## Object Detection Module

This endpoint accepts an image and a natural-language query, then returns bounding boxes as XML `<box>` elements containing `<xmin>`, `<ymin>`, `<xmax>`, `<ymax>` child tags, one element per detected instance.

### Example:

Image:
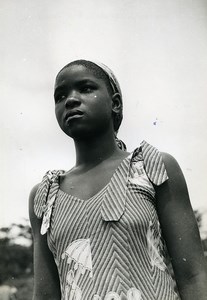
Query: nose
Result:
<box><xmin>64</xmin><ymin>93</ymin><xmax>81</xmax><ymax>109</ymax></box>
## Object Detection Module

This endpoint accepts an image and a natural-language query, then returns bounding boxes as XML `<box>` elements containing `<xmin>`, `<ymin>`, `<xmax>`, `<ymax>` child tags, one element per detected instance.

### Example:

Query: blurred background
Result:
<box><xmin>1</xmin><ymin>0</ymin><xmax>207</xmax><ymax>298</ymax></box>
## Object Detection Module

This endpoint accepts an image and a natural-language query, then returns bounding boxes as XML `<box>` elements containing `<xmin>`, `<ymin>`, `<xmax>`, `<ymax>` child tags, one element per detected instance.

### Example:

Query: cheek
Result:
<box><xmin>55</xmin><ymin>105</ymin><xmax>64</xmax><ymax>125</ymax></box>
<box><xmin>93</xmin><ymin>101</ymin><xmax>113</xmax><ymax>125</ymax></box>
<box><xmin>93</xmin><ymin>99</ymin><xmax>111</xmax><ymax>116</ymax></box>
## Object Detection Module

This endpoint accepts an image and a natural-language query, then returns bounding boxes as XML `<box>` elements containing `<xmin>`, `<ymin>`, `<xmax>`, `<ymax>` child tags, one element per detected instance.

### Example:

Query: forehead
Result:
<box><xmin>55</xmin><ymin>65</ymin><xmax>105</xmax><ymax>88</ymax></box>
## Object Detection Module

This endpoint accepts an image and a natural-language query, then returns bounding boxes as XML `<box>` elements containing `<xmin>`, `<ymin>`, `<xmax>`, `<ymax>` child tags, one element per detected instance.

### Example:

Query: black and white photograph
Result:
<box><xmin>1</xmin><ymin>0</ymin><xmax>207</xmax><ymax>299</ymax></box>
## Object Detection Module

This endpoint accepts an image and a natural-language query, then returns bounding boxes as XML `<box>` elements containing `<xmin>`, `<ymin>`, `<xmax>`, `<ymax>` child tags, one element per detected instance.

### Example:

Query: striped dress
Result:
<box><xmin>34</xmin><ymin>141</ymin><xmax>180</xmax><ymax>300</ymax></box>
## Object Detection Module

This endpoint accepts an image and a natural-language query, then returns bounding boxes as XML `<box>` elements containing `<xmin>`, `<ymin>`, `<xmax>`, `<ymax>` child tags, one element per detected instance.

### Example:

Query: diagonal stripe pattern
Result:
<box><xmin>34</xmin><ymin>141</ymin><xmax>179</xmax><ymax>300</ymax></box>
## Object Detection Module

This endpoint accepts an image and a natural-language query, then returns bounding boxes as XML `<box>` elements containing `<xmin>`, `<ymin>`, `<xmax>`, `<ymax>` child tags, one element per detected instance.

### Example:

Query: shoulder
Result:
<box><xmin>29</xmin><ymin>183</ymin><xmax>40</xmax><ymax>209</ymax></box>
<box><xmin>29</xmin><ymin>183</ymin><xmax>40</xmax><ymax>201</ymax></box>
<box><xmin>155</xmin><ymin>151</ymin><xmax>190</xmax><ymax>208</ymax></box>
<box><xmin>161</xmin><ymin>151</ymin><xmax>180</xmax><ymax>170</ymax></box>
<box><xmin>141</xmin><ymin>141</ymin><xmax>181</xmax><ymax>174</ymax></box>
<box><xmin>160</xmin><ymin>151</ymin><xmax>186</xmax><ymax>186</ymax></box>
<box><xmin>29</xmin><ymin>170</ymin><xmax>64</xmax><ymax>232</ymax></box>
<box><xmin>138</xmin><ymin>141</ymin><xmax>169</xmax><ymax>185</ymax></box>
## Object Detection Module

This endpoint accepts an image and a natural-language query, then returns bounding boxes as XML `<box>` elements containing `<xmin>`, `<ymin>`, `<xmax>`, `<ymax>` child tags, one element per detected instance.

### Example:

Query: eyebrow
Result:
<box><xmin>76</xmin><ymin>79</ymin><xmax>98</xmax><ymax>85</ymax></box>
<box><xmin>54</xmin><ymin>79</ymin><xmax>98</xmax><ymax>95</ymax></box>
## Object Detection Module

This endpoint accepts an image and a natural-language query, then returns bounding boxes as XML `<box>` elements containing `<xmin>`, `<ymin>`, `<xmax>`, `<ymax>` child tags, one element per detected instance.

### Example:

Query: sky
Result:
<box><xmin>1</xmin><ymin>0</ymin><xmax>207</xmax><ymax>235</ymax></box>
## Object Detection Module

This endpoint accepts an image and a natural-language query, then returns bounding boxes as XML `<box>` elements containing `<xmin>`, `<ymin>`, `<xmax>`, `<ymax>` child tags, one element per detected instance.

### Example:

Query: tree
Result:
<box><xmin>194</xmin><ymin>209</ymin><xmax>207</xmax><ymax>257</ymax></box>
<box><xmin>0</xmin><ymin>220</ymin><xmax>33</xmax><ymax>284</ymax></box>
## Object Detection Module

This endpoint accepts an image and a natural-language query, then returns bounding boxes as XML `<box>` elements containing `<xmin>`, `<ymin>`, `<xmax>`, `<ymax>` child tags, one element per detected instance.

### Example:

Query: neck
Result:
<box><xmin>73</xmin><ymin>131</ymin><xmax>121</xmax><ymax>167</ymax></box>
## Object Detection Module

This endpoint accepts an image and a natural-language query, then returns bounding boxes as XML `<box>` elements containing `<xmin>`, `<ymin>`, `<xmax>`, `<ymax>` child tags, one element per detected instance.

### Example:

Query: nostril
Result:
<box><xmin>65</xmin><ymin>97</ymin><xmax>80</xmax><ymax>108</ymax></box>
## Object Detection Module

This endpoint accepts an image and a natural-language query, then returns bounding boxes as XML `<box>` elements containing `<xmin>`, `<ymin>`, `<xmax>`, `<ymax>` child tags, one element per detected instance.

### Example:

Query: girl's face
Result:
<box><xmin>54</xmin><ymin>65</ymin><xmax>114</xmax><ymax>139</ymax></box>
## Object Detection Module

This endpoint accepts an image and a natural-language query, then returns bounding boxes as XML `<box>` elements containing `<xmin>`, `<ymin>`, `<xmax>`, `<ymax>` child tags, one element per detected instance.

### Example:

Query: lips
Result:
<box><xmin>64</xmin><ymin>110</ymin><xmax>84</xmax><ymax>122</ymax></box>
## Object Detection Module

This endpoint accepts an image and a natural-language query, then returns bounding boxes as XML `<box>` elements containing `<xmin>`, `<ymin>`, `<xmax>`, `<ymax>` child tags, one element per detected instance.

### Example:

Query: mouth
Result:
<box><xmin>64</xmin><ymin>110</ymin><xmax>84</xmax><ymax>122</ymax></box>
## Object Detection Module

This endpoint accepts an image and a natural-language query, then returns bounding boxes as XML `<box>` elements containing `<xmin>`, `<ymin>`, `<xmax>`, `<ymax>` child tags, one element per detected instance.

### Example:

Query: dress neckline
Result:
<box><xmin>57</xmin><ymin>152</ymin><xmax>133</xmax><ymax>202</ymax></box>
<box><xmin>58</xmin><ymin>182</ymin><xmax>109</xmax><ymax>202</ymax></box>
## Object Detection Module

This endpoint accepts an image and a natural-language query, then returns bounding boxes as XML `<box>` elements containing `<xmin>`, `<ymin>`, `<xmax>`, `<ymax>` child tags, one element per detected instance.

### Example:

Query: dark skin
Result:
<box><xmin>29</xmin><ymin>64</ymin><xmax>207</xmax><ymax>299</ymax></box>
<box><xmin>156</xmin><ymin>153</ymin><xmax>207</xmax><ymax>298</ymax></box>
<box><xmin>29</xmin><ymin>189</ymin><xmax>61</xmax><ymax>300</ymax></box>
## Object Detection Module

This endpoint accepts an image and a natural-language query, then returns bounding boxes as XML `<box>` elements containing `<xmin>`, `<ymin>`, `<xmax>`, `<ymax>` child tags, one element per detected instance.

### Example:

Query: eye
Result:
<box><xmin>80</xmin><ymin>85</ymin><xmax>94</xmax><ymax>93</ymax></box>
<box><xmin>55</xmin><ymin>94</ymin><xmax>66</xmax><ymax>103</ymax></box>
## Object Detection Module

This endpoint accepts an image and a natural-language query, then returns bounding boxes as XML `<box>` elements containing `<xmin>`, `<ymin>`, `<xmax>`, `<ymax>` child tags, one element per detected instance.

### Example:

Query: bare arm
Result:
<box><xmin>155</xmin><ymin>152</ymin><xmax>207</xmax><ymax>300</ymax></box>
<box><xmin>29</xmin><ymin>184</ymin><xmax>61</xmax><ymax>300</ymax></box>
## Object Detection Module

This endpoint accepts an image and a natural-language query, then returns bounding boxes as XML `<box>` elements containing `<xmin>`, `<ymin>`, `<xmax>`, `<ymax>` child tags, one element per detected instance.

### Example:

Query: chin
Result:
<box><xmin>65</xmin><ymin>127</ymin><xmax>106</xmax><ymax>142</ymax></box>
<box><xmin>59</xmin><ymin>119</ymin><xmax>112</xmax><ymax>141</ymax></box>
<box><xmin>61</xmin><ymin>125</ymin><xmax>89</xmax><ymax>140</ymax></box>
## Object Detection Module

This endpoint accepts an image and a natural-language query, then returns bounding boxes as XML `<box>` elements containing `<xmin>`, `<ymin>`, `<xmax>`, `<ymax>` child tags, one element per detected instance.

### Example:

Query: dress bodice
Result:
<box><xmin>34</xmin><ymin>141</ymin><xmax>179</xmax><ymax>300</ymax></box>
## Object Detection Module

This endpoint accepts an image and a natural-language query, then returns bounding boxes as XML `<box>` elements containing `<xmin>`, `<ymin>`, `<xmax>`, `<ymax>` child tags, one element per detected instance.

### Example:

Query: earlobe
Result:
<box><xmin>112</xmin><ymin>93</ymin><xmax>122</xmax><ymax>113</ymax></box>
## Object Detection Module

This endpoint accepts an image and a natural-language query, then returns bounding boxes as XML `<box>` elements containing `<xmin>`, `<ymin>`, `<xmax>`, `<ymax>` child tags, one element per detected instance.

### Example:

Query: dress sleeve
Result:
<box><xmin>34</xmin><ymin>170</ymin><xmax>64</xmax><ymax>218</ymax></box>
<box><xmin>140</xmin><ymin>140</ymin><xmax>169</xmax><ymax>186</ymax></box>
<box><xmin>34</xmin><ymin>171</ymin><xmax>54</xmax><ymax>219</ymax></box>
<box><xmin>34</xmin><ymin>170</ymin><xmax>65</xmax><ymax>235</ymax></box>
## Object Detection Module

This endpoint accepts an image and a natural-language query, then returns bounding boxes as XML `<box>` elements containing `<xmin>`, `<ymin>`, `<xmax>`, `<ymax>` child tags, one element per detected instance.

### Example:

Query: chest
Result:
<box><xmin>49</xmin><ymin>184</ymin><xmax>159</xmax><ymax>257</ymax></box>
<box><xmin>47</xmin><ymin>158</ymin><xmax>161</xmax><ymax>261</ymax></box>
<box><xmin>59</xmin><ymin>159</ymin><xmax>126</xmax><ymax>200</ymax></box>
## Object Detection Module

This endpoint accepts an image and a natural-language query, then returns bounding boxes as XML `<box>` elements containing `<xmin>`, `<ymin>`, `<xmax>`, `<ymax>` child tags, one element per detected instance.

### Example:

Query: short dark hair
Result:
<box><xmin>56</xmin><ymin>60</ymin><xmax>123</xmax><ymax>132</ymax></box>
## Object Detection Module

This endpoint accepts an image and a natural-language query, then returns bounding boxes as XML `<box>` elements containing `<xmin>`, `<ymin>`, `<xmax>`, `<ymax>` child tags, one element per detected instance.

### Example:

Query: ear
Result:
<box><xmin>111</xmin><ymin>93</ymin><xmax>122</xmax><ymax>114</ymax></box>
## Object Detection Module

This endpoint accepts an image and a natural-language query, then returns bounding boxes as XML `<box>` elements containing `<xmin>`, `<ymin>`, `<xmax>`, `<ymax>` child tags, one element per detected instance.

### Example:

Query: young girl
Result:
<box><xmin>29</xmin><ymin>60</ymin><xmax>207</xmax><ymax>300</ymax></box>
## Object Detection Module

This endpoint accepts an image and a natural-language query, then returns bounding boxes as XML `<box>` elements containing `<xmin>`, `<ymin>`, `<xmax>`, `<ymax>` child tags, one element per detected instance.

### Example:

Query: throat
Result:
<box><xmin>59</xmin><ymin>152</ymin><xmax>130</xmax><ymax>201</ymax></box>
<box><xmin>74</xmin><ymin>131</ymin><xmax>119</xmax><ymax>166</ymax></box>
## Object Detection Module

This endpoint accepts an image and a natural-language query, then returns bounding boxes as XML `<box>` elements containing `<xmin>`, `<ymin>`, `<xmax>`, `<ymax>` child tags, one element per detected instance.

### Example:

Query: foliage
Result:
<box><xmin>0</xmin><ymin>221</ymin><xmax>32</xmax><ymax>246</ymax></box>
<box><xmin>194</xmin><ymin>209</ymin><xmax>207</xmax><ymax>254</ymax></box>
<box><xmin>0</xmin><ymin>220</ymin><xmax>33</xmax><ymax>284</ymax></box>
<box><xmin>4</xmin><ymin>276</ymin><xmax>33</xmax><ymax>300</ymax></box>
